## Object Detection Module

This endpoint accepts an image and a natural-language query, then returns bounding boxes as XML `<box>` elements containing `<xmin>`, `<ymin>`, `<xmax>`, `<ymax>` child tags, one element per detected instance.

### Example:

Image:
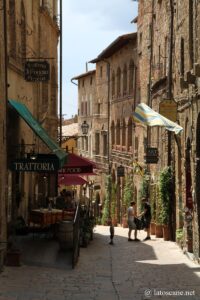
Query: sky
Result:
<box><xmin>61</xmin><ymin>0</ymin><xmax>138</xmax><ymax>119</ymax></box>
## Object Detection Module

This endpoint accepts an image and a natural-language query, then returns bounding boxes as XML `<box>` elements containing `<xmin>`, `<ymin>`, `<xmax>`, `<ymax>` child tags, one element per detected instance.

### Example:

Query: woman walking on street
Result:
<box><xmin>127</xmin><ymin>201</ymin><xmax>140</xmax><ymax>241</ymax></box>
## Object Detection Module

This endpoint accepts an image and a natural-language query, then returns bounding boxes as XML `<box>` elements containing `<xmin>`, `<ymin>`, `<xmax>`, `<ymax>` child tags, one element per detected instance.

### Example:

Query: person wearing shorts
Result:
<box><xmin>127</xmin><ymin>201</ymin><xmax>140</xmax><ymax>241</ymax></box>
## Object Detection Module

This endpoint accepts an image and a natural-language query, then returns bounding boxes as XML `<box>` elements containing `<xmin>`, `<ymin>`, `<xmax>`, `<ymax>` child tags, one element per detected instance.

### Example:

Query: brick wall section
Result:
<box><xmin>138</xmin><ymin>0</ymin><xmax>200</xmax><ymax>260</ymax></box>
<box><xmin>6</xmin><ymin>0</ymin><xmax>59</xmax><ymax>220</ymax></box>
<box><xmin>75</xmin><ymin>34</ymin><xmax>145</xmax><ymax>218</ymax></box>
<box><xmin>0</xmin><ymin>0</ymin><xmax>7</xmax><ymax>243</ymax></box>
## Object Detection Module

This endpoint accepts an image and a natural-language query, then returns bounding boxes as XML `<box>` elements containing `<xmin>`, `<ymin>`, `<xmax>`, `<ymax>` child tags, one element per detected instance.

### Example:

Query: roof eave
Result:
<box><xmin>89</xmin><ymin>32</ymin><xmax>137</xmax><ymax>64</ymax></box>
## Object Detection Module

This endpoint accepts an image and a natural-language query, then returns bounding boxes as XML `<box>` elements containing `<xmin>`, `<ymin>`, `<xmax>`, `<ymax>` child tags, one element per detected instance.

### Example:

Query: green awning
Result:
<box><xmin>8</xmin><ymin>99</ymin><xmax>67</xmax><ymax>168</ymax></box>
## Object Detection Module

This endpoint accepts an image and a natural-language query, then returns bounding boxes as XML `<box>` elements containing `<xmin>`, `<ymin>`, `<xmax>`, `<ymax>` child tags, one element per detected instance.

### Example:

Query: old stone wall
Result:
<box><xmin>138</xmin><ymin>0</ymin><xmax>200</xmax><ymax>260</ymax></box>
<box><xmin>6</xmin><ymin>0</ymin><xmax>59</xmax><ymax>220</ymax></box>
<box><xmin>0</xmin><ymin>0</ymin><xmax>8</xmax><ymax>244</ymax></box>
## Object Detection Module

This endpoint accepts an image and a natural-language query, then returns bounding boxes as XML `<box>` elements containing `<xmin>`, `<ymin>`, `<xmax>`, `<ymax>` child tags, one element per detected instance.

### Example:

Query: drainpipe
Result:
<box><xmin>59</xmin><ymin>0</ymin><xmax>62</xmax><ymax>147</ymax></box>
<box><xmin>168</xmin><ymin>0</ymin><xmax>175</xmax><ymax>241</ymax></box>
<box><xmin>146</xmin><ymin>0</ymin><xmax>154</xmax><ymax>177</ymax></box>
<box><xmin>71</xmin><ymin>78</ymin><xmax>78</xmax><ymax>86</ymax></box>
<box><xmin>103</xmin><ymin>59</ymin><xmax>111</xmax><ymax>218</ymax></box>
<box><xmin>167</xmin><ymin>0</ymin><xmax>174</xmax><ymax>167</ymax></box>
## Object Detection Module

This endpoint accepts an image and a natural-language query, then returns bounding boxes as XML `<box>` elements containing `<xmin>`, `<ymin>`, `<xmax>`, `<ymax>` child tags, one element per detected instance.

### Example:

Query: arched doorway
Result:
<box><xmin>185</xmin><ymin>137</ymin><xmax>193</xmax><ymax>252</ymax></box>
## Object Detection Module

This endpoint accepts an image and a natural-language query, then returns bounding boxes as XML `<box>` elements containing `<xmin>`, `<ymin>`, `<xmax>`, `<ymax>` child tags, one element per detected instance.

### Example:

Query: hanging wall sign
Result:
<box><xmin>24</xmin><ymin>61</ymin><xmax>50</xmax><ymax>82</ymax></box>
<box><xmin>117</xmin><ymin>165</ymin><xmax>125</xmax><ymax>177</ymax></box>
<box><xmin>159</xmin><ymin>99</ymin><xmax>177</xmax><ymax>122</ymax></box>
<box><xmin>10</xmin><ymin>154</ymin><xmax>59</xmax><ymax>172</ymax></box>
<box><xmin>145</xmin><ymin>147</ymin><xmax>159</xmax><ymax>164</ymax></box>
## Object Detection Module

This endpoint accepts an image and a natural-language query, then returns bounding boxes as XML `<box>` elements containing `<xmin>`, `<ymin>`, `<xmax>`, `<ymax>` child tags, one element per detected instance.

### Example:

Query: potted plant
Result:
<box><xmin>159</xmin><ymin>167</ymin><xmax>172</xmax><ymax>241</ymax></box>
<box><xmin>122</xmin><ymin>176</ymin><xmax>134</xmax><ymax>228</ymax></box>
<box><xmin>80</xmin><ymin>213</ymin><xmax>95</xmax><ymax>247</ymax></box>
<box><xmin>111</xmin><ymin>183</ymin><xmax>117</xmax><ymax>226</ymax></box>
<box><xmin>155</xmin><ymin>186</ymin><xmax>163</xmax><ymax>238</ymax></box>
<box><xmin>149</xmin><ymin>184</ymin><xmax>157</xmax><ymax>235</ymax></box>
<box><xmin>101</xmin><ymin>175</ymin><xmax>112</xmax><ymax>225</ymax></box>
<box><xmin>122</xmin><ymin>213</ymin><xmax>128</xmax><ymax>228</ymax></box>
<box><xmin>176</xmin><ymin>228</ymin><xmax>184</xmax><ymax>249</ymax></box>
<box><xmin>138</xmin><ymin>176</ymin><xmax>149</xmax><ymax>213</ymax></box>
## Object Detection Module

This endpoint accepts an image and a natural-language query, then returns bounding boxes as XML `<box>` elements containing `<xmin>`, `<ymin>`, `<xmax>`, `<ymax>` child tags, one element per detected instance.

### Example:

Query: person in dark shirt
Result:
<box><xmin>56</xmin><ymin>190</ymin><xmax>66</xmax><ymax>209</ymax></box>
<box><xmin>141</xmin><ymin>197</ymin><xmax>152</xmax><ymax>241</ymax></box>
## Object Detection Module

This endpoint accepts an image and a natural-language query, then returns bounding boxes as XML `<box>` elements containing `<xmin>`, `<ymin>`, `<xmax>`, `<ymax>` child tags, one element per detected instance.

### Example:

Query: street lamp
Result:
<box><xmin>59</xmin><ymin>120</ymin><xmax>89</xmax><ymax>143</ymax></box>
<box><xmin>81</xmin><ymin>120</ymin><xmax>89</xmax><ymax>135</ymax></box>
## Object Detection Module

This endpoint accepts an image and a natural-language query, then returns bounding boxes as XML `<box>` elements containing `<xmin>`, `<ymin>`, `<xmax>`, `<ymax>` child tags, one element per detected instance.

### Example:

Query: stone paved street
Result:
<box><xmin>0</xmin><ymin>226</ymin><xmax>200</xmax><ymax>300</ymax></box>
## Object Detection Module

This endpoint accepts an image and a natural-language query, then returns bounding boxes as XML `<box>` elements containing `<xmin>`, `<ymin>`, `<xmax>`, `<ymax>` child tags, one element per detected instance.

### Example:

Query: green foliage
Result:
<box><xmin>123</xmin><ymin>176</ymin><xmax>133</xmax><ymax>209</ymax></box>
<box><xmin>159</xmin><ymin>167</ymin><xmax>172</xmax><ymax>225</ymax></box>
<box><xmin>176</xmin><ymin>228</ymin><xmax>183</xmax><ymax>242</ymax></box>
<box><xmin>101</xmin><ymin>175</ymin><xmax>112</xmax><ymax>225</ymax></box>
<box><xmin>138</xmin><ymin>176</ymin><xmax>149</xmax><ymax>212</ymax></box>
<box><xmin>111</xmin><ymin>183</ymin><xmax>117</xmax><ymax>219</ymax></box>
<box><xmin>155</xmin><ymin>186</ymin><xmax>162</xmax><ymax>225</ymax></box>
<box><xmin>149</xmin><ymin>184</ymin><xmax>157</xmax><ymax>221</ymax></box>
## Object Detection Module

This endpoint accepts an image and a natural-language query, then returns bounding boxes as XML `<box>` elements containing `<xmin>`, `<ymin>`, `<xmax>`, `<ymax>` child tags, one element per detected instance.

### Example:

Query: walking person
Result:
<box><xmin>108</xmin><ymin>218</ymin><xmax>114</xmax><ymax>245</ymax></box>
<box><xmin>140</xmin><ymin>197</ymin><xmax>152</xmax><ymax>241</ymax></box>
<box><xmin>127</xmin><ymin>201</ymin><xmax>140</xmax><ymax>241</ymax></box>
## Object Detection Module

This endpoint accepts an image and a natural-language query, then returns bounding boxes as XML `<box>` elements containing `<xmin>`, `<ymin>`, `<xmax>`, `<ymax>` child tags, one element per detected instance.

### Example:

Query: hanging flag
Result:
<box><xmin>133</xmin><ymin>103</ymin><xmax>183</xmax><ymax>134</ymax></box>
<box><xmin>133</xmin><ymin>161</ymin><xmax>144</xmax><ymax>176</ymax></box>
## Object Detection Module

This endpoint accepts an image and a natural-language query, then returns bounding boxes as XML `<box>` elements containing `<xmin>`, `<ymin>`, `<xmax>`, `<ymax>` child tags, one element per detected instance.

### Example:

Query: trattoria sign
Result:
<box><xmin>13</xmin><ymin>162</ymin><xmax>56</xmax><ymax>172</ymax></box>
<box><xmin>10</xmin><ymin>154</ymin><xmax>59</xmax><ymax>172</ymax></box>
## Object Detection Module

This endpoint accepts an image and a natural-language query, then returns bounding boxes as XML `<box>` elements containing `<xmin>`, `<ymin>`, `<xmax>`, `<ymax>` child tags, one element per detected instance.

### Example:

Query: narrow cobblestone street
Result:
<box><xmin>0</xmin><ymin>226</ymin><xmax>200</xmax><ymax>300</ymax></box>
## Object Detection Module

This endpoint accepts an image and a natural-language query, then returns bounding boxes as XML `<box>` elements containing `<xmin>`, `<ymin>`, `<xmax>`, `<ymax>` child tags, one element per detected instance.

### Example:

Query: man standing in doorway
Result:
<box><xmin>127</xmin><ymin>201</ymin><xmax>140</xmax><ymax>241</ymax></box>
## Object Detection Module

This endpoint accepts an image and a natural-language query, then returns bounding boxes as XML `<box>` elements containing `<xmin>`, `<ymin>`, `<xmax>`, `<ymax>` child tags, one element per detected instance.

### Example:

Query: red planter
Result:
<box><xmin>122</xmin><ymin>217</ymin><xmax>128</xmax><ymax>228</ymax></box>
<box><xmin>155</xmin><ymin>224</ymin><xmax>163</xmax><ymax>238</ymax></box>
<box><xmin>150</xmin><ymin>222</ymin><xmax>156</xmax><ymax>235</ymax></box>
<box><xmin>163</xmin><ymin>225</ymin><xmax>170</xmax><ymax>241</ymax></box>
<box><xmin>112</xmin><ymin>218</ymin><xmax>118</xmax><ymax>227</ymax></box>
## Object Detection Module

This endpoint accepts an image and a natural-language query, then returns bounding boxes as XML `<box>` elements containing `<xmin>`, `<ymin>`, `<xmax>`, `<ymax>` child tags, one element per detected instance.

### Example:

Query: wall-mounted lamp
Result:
<box><xmin>81</xmin><ymin>120</ymin><xmax>89</xmax><ymax>135</ymax></box>
<box><xmin>29</xmin><ymin>150</ymin><xmax>37</xmax><ymax>160</ymax></box>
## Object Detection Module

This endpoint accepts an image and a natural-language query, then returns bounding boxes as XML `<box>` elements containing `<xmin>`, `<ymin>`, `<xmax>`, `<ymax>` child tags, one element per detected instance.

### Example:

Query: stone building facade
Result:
<box><xmin>4</xmin><ymin>0</ymin><xmax>59</xmax><ymax>229</ymax></box>
<box><xmin>91</xmin><ymin>33</ymin><xmax>142</xmax><ymax>222</ymax></box>
<box><xmin>137</xmin><ymin>0</ymin><xmax>200</xmax><ymax>262</ymax></box>
<box><xmin>0</xmin><ymin>0</ymin><xmax>8</xmax><ymax>256</ymax></box>
<box><xmin>71</xmin><ymin>70</ymin><xmax>102</xmax><ymax>204</ymax></box>
<box><xmin>74</xmin><ymin>33</ymin><xmax>144</xmax><ymax>223</ymax></box>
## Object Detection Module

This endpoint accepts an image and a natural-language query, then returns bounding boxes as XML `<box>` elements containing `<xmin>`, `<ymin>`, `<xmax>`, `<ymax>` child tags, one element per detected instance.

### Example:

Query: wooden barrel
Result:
<box><xmin>58</xmin><ymin>221</ymin><xmax>73</xmax><ymax>250</ymax></box>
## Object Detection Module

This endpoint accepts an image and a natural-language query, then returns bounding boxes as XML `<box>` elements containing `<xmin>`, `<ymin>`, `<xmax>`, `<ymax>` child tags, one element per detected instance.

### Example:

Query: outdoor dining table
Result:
<box><xmin>29</xmin><ymin>208</ymin><xmax>63</xmax><ymax>227</ymax></box>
